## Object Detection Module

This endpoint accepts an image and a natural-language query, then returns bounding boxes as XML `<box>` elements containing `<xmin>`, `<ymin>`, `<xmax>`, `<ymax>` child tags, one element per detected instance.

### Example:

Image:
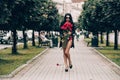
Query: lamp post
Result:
<box><xmin>63</xmin><ymin>0</ymin><xmax>65</xmax><ymax>15</ymax></box>
<box><xmin>63</xmin><ymin>1</ymin><xmax>72</xmax><ymax>15</ymax></box>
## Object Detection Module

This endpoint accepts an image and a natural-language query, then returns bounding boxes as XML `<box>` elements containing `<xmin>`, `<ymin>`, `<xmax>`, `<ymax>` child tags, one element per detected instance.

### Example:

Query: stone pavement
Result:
<box><xmin>1</xmin><ymin>35</ymin><xmax>120</xmax><ymax>80</ymax></box>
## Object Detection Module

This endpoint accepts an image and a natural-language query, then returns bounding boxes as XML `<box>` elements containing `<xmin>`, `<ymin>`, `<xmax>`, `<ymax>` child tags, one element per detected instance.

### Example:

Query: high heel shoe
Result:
<box><xmin>65</xmin><ymin>68</ymin><xmax>68</xmax><ymax>72</ymax></box>
<box><xmin>69</xmin><ymin>64</ymin><xmax>73</xmax><ymax>69</ymax></box>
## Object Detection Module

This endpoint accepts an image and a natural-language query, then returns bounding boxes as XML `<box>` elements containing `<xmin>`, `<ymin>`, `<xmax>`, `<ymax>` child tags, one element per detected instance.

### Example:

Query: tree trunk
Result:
<box><xmin>114</xmin><ymin>29</ymin><xmax>118</xmax><ymax>50</ymax></box>
<box><xmin>32</xmin><ymin>30</ymin><xmax>35</xmax><ymax>46</ymax></box>
<box><xmin>38</xmin><ymin>31</ymin><xmax>41</xmax><ymax>47</ymax></box>
<box><xmin>12</xmin><ymin>29</ymin><xmax>18</xmax><ymax>54</ymax></box>
<box><xmin>106</xmin><ymin>31</ymin><xmax>110</xmax><ymax>46</ymax></box>
<box><xmin>96</xmin><ymin>32</ymin><xmax>99</xmax><ymax>46</ymax></box>
<box><xmin>23</xmin><ymin>29</ymin><xmax>28</xmax><ymax>49</ymax></box>
<box><xmin>100</xmin><ymin>32</ymin><xmax>104</xmax><ymax>44</ymax></box>
<box><xmin>91</xmin><ymin>32</ymin><xmax>98</xmax><ymax>47</ymax></box>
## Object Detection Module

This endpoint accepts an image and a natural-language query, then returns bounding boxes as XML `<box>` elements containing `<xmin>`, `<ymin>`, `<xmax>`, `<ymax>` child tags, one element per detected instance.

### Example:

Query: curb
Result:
<box><xmin>91</xmin><ymin>47</ymin><xmax>120</xmax><ymax>75</ymax></box>
<box><xmin>0</xmin><ymin>48</ymin><xmax>49</xmax><ymax>78</ymax></box>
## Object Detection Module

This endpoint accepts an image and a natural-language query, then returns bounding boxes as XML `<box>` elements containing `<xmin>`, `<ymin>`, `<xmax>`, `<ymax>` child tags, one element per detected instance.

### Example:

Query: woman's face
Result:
<box><xmin>66</xmin><ymin>15</ymin><xmax>70</xmax><ymax>21</ymax></box>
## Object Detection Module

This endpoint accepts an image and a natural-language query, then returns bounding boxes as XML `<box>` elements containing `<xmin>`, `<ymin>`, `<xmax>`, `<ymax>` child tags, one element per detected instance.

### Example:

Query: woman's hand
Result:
<box><xmin>63</xmin><ymin>32</ymin><xmax>67</xmax><ymax>36</ymax></box>
<box><xmin>68</xmin><ymin>31</ymin><xmax>72</xmax><ymax>35</ymax></box>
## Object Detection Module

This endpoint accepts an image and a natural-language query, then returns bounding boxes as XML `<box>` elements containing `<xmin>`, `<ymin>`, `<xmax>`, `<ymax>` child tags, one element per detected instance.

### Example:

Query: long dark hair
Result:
<box><xmin>60</xmin><ymin>13</ymin><xmax>74</xmax><ymax>26</ymax></box>
<box><xmin>60</xmin><ymin>13</ymin><xmax>75</xmax><ymax>34</ymax></box>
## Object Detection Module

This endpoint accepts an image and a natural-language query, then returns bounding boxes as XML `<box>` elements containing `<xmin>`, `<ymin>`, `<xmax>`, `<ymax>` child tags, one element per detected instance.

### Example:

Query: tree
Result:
<box><xmin>0</xmin><ymin>0</ymin><xmax>11</xmax><ymax>30</ymax></box>
<box><xmin>100</xmin><ymin>0</ymin><xmax>120</xmax><ymax>49</ymax></box>
<box><xmin>79</xmin><ymin>0</ymin><xmax>120</xmax><ymax>49</ymax></box>
<box><xmin>0</xmin><ymin>0</ymin><xmax>60</xmax><ymax>53</ymax></box>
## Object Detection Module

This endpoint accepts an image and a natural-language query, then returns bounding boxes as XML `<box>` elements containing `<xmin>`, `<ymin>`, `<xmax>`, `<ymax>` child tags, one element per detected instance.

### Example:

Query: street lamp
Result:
<box><xmin>63</xmin><ymin>0</ymin><xmax>65</xmax><ymax>15</ymax></box>
<box><xmin>63</xmin><ymin>1</ymin><xmax>72</xmax><ymax>15</ymax></box>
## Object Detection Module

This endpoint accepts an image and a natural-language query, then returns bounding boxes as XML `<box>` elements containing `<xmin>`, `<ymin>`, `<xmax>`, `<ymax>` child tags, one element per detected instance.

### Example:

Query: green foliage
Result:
<box><xmin>0</xmin><ymin>0</ymin><xmax>59</xmax><ymax>31</ymax></box>
<box><xmin>0</xmin><ymin>0</ymin><xmax>13</xmax><ymax>30</ymax></box>
<box><xmin>79</xmin><ymin>0</ymin><xmax>120</xmax><ymax>32</ymax></box>
<box><xmin>0</xmin><ymin>0</ymin><xmax>10</xmax><ymax>24</ymax></box>
<box><xmin>0</xmin><ymin>0</ymin><xmax>60</xmax><ymax>53</ymax></box>
<box><xmin>39</xmin><ymin>0</ymin><xmax>59</xmax><ymax>31</ymax></box>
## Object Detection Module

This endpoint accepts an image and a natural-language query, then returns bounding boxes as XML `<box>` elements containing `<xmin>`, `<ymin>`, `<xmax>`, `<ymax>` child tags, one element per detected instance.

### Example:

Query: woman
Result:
<box><xmin>75</xmin><ymin>28</ymin><xmax>81</xmax><ymax>41</ymax></box>
<box><xmin>59</xmin><ymin>13</ymin><xmax>75</xmax><ymax>72</ymax></box>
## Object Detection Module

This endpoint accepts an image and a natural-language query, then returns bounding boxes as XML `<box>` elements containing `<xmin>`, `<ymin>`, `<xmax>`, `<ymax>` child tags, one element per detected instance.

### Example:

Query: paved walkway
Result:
<box><xmin>1</xmin><ymin>35</ymin><xmax>120</xmax><ymax>80</ymax></box>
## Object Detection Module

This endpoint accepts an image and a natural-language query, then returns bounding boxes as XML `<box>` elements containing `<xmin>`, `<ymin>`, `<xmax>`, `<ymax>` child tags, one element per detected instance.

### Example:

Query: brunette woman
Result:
<box><xmin>59</xmin><ymin>13</ymin><xmax>75</xmax><ymax>72</ymax></box>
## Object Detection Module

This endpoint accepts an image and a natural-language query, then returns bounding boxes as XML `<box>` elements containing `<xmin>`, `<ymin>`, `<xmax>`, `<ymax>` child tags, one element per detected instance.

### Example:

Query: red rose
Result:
<box><xmin>61</xmin><ymin>22</ymin><xmax>73</xmax><ymax>31</ymax></box>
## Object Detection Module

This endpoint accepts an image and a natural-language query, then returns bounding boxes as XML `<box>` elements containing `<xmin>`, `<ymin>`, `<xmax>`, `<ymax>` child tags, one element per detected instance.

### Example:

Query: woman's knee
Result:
<box><xmin>63</xmin><ymin>51</ymin><xmax>67</xmax><ymax>56</ymax></box>
<box><xmin>64</xmin><ymin>51</ymin><xmax>69</xmax><ymax>56</ymax></box>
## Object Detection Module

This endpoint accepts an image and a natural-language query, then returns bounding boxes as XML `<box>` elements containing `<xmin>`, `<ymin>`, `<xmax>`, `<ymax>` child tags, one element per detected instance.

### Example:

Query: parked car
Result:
<box><xmin>17</xmin><ymin>31</ymin><xmax>23</xmax><ymax>42</ymax></box>
<box><xmin>27</xmin><ymin>30</ymin><xmax>32</xmax><ymax>40</ymax></box>
<box><xmin>27</xmin><ymin>30</ymin><xmax>38</xmax><ymax>40</ymax></box>
<box><xmin>2</xmin><ymin>31</ymin><xmax>13</xmax><ymax>44</ymax></box>
<box><xmin>0</xmin><ymin>30</ymin><xmax>5</xmax><ymax>44</ymax></box>
<box><xmin>0</xmin><ymin>36</ymin><xmax>3</xmax><ymax>44</ymax></box>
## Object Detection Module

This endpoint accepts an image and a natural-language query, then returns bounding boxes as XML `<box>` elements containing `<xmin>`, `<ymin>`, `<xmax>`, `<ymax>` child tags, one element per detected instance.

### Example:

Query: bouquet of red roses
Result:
<box><xmin>61</xmin><ymin>22</ymin><xmax>73</xmax><ymax>31</ymax></box>
<box><xmin>61</xmin><ymin>22</ymin><xmax>73</xmax><ymax>42</ymax></box>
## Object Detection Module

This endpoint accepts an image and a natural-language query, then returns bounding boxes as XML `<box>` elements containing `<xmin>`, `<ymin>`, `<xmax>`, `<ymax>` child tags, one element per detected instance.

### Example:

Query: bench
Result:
<box><xmin>39</xmin><ymin>38</ymin><xmax>50</xmax><ymax>47</ymax></box>
<box><xmin>40</xmin><ymin>41</ymin><xmax>50</xmax><ymax>46</ymax></box>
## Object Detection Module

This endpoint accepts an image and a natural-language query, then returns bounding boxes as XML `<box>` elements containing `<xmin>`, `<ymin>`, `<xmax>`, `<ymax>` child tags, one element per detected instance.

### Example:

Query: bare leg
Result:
<box><xmin>63</xmin><ymin>48</ymin><xmax>68</xmax><ymax>68</ymax></box>
<box><xmin>65</xmin><ymin>40</ymin><xmax>72</xmax><ymax>66</ymax></box>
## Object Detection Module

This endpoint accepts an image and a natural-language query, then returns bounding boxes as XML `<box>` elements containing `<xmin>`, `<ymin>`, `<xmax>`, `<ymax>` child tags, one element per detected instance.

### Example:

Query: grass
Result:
<box><xmin>84</xmin><ymin>38</ymin><xmax>120</xmax><ymax>66</ymax></box>
<box><xmin>97</xmin><ymin>46</ymin><xmax>120</xmax><ymax>66</ymax></box>
<box><xmin>0</xmin><ymin>44</ymin><xmax>46</xmax><ymax>75</ymax></box>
